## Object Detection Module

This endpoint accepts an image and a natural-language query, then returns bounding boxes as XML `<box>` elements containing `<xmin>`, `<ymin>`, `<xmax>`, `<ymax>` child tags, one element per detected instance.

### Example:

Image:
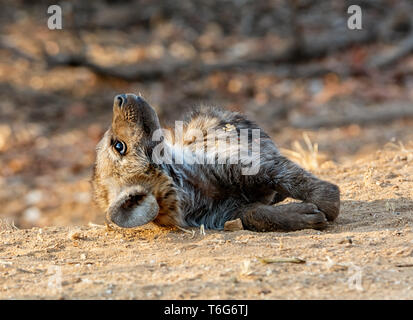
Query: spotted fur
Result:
<box><xmin>92</xmin><ymin>94</ymin><xmax>340</xmax><ymax>231</ymax></box>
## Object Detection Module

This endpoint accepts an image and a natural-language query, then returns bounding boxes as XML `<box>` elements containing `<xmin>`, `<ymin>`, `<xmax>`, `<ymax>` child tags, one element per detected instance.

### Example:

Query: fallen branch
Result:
<box><xmin>258</xmin><ymin>257</ymin><xmax>306</xmax><ymax>264</ymax></box>
<box><xmin>368</xmin><ymin>32</ymin><xmax>413</xmax><ymax>69</ymax></box>
<box><xmin>291</xmin><ymin>104</ymin><xmax>413</xmax><ymax>129</ymax></box>
<box><xmin>396</xmin><ymin>264</ymin><xmax>413</xmax><ymax>268</ymax></box>
<box><xmin>44</xmin><ymin>29</ymin><xmax>377</xmax><ymax>81</ymax></box>
<box><xmin>263</xmin><ymin>63</ymin><xmax>367</xmax><ymax>79</ymax></box>
<box><xmin>45</xmin><ymin>53</ymin><xmax>191</xmax><ymax>81</ymax></box>
<box><xmin>0</xmin><ymin>37</ymin><xmax>36</xmax><ymax>62</ymax></box>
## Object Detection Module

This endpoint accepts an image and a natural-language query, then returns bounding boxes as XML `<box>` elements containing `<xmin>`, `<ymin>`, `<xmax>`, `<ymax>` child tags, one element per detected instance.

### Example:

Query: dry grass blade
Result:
<box><xmin>280</xmin><ymin>133</ymin><xmax>327</xmax><ymax>171</ymax></box>
<box><xmin>240</xmin><ymin>260</ymin><xmax>253</xmax><ymax>276</ymax></box>
<box><xmin>303</xmin><ymin>132</ymin><xmax>315</xmax><ymax>154</ymax></box>
<box><xmin>384</xmin><ymin>140</ymin><xmax>413</xmax><ymax>153</ymax></box>
<box><xmin>0</xmin><ymin>218</ymin><xmax>18</xmax><ymax>231</ymax></box>
<box><xmin>258</xmin><ymin>257</ymin><xmax>306</xmax><ymax>264</ymax></box>
<box><xmin>88</xmin><ymin>222</ymin><xmax>105</xmax><ymax>228</ymax></box>
<box><xmin>105</xmin><ymin>222</ymin><xmax>115</xmax><ymax>231</ymax></box>
<box><xmin>200</xmin><ymin>224</ymin><xmax>206</xmax><ymax>236</ymax></box>
<box><xmin>176</xmin><ymin>225</ymin><xmax>196</xmax><ymax>238</ymax></box>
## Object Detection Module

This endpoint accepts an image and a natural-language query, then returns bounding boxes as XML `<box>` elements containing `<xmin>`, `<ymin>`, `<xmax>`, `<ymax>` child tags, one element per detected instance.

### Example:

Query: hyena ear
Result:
<box><xmin>113</xmin><ymin>93</ymin><xmax>161</xmax><ymax>136</ymax></box>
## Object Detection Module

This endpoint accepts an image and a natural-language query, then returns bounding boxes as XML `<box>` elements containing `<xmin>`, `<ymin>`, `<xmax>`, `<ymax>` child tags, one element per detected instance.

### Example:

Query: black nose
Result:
<box><xmin>114</xmin><ymin>94</ymin><xmax>145</xmax><ymax>108</ymax></box>
<box><xmin>114</xmin><ymin>94</ymin><xmax>127</xmax><ymax>108</ymax></box>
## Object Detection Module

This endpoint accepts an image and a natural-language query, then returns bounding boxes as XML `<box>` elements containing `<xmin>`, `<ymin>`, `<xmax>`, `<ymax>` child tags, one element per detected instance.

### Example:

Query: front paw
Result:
<box><xmin>309</xmin><ymin>182</ymin><xmax>340</xmax><ymax>221</ymax></box>
<box><xmin>289</xmin><ymin>203</ymin><xmax>328</xmax><ymax>230</ymax></box>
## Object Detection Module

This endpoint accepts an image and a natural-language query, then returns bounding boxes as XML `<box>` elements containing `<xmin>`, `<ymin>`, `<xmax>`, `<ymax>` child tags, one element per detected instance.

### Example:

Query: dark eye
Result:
<box><xmin>113</xmin><ymin>140</ymin><xmax>127</xmax><ymax>155</ymax></box>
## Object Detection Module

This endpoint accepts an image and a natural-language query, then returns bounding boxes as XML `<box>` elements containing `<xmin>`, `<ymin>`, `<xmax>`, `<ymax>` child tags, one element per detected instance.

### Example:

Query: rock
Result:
<box><xmin>23</xmin><ymin>207</ymin><xmax>41</xmax><ymax>223</ymax></box>
<box><xmin>224</xmin><ymin>218</ymin><xmax>244</xmax><ymax>231</ymax></box>
<box><xmin>68</xmin><ymin>229</ymin><xmax>84</xmax><ymax>240</ymax></box>
<box><xmin>25</xmin><ymin>190</ymin><xmax>43</xmax><ymax>205</ymax></box>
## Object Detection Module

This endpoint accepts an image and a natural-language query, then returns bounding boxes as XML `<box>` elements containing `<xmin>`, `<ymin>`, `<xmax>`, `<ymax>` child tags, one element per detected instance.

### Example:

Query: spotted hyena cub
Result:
<box><xmin>92</xmin><ymin>94</ymin><xmax>340</xmax><ymax>231</ymax></box>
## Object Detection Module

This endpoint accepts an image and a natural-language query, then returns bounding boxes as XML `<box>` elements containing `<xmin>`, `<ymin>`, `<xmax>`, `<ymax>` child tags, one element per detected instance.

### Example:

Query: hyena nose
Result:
<box><xmin>114</xmin><ymin>94</ymin><xmax>145</xmax><ymax>109</ymax></box>
<box><xmin>114</xmin><ymin>94</ymin><xmax>127</xmax><ymax>108</ymax></box>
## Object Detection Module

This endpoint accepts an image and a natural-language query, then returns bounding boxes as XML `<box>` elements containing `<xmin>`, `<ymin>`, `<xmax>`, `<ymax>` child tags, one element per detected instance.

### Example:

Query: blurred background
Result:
<box><xmin>0</xmin><ymin>0</ymin><xmax>412</xmax><ymax>228</ymax></box>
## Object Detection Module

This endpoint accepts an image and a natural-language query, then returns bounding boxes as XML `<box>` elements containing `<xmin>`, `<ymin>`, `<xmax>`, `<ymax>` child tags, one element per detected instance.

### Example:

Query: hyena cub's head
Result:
<box><xmin>92</xmin><ymin>94</ymin><xmax>171</xmax><ymax>228</ymax></box>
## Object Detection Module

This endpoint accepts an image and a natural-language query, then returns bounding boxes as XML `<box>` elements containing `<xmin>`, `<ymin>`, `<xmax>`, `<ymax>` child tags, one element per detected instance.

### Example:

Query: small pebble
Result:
<box><xmin>224</xmin><ymin>218</ymin><xmax>244</xmax><ymax>231</ymax></box>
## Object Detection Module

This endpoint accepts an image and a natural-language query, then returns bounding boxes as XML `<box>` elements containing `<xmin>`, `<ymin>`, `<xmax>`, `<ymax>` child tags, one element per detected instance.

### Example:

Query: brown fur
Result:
<box><xmin>92</xmin><ymin>94</ymin><xmax>340</xmax><ymax>231</ymax></box>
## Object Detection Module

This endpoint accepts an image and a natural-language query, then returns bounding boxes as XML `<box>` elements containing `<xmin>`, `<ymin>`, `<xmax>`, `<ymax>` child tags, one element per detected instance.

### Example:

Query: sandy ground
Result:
<box><xmin>2</xmin><ymin>0</ymin><xmax>413</xmax><ymax>301</ymax></box>
<box><xmin>0</xmin><ymin>146</ymin><xmax>412</xmax><ymax>300</ymax></box>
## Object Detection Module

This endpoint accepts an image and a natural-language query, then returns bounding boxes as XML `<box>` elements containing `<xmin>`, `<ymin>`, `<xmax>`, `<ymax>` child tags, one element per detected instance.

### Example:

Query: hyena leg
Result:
<box><xmin>239</xmin><ymin>202</ymin><xmax>327</xmax><ymax>231</ymax></box>
<box><xmin>270</xmin><ymin>191</ymin><xmax>288</xmax><ymax>205</ymax></box>
<box><xmin>268</xmin><ymin>155</ymin><xmax>340</xmax><ymax>221</ymax></box>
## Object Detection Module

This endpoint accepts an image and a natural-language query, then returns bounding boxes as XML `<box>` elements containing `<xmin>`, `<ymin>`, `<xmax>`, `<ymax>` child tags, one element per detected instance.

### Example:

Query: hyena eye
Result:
<box><xmin>113</xmin><ymin>140</ymin><xmax>127</xmax><ymax>155</ymax></box>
